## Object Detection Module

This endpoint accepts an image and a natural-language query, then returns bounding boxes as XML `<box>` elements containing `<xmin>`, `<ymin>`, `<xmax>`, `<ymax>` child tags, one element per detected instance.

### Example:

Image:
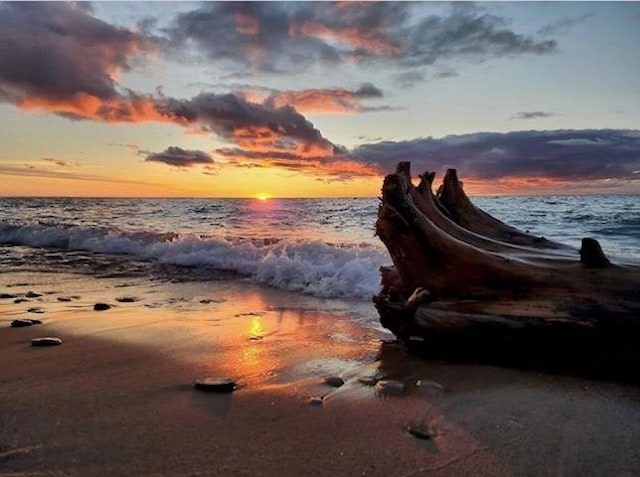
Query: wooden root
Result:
<box><xmin>374</xmin><ymin>163</ymin><xmax>640</xmax><ymax>382</ymax></box>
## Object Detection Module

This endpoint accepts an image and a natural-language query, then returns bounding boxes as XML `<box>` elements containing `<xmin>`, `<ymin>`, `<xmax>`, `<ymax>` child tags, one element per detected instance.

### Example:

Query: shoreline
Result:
<box><xmin>1</xmin><ymin>271</ymin><xmax>639</xmax><ymax>476</ymax></box>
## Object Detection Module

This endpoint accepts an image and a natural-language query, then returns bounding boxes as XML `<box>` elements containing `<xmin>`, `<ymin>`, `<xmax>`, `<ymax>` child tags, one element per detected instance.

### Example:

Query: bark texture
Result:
<box><xmin>374</xmin><ymin>163</ymin><xmax>640</xmax><ymax>382</ymax></box>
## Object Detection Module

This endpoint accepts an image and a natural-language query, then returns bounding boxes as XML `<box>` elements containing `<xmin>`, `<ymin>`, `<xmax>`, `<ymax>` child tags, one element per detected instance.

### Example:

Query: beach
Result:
<box><xmin>2</xmin><ymin>1</ymin><xmax>640</xmax><ymax>474</ymax></box>
<box><xmin>2</xmin><ymin>270</ymin><xmax>639</xmax><ymax>476</ymax></box>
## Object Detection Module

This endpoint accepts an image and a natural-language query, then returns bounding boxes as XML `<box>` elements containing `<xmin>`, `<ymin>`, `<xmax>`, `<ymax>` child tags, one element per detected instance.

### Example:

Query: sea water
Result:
<box><xmin>0</xmin><ymin>196</ymin><xmax>638</xmax><ymax>299</ymax></box>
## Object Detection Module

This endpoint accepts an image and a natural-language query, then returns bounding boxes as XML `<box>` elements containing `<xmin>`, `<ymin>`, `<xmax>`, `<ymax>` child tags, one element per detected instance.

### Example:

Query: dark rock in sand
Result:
<box><xmin>375</xmin><ymin>380</ymin><xmax>405</xmax><ymax>395</ymax></box>
<box><xmin>357</xmin><ymin>376</ymin><xmax>378</xmax><ymax>386</ymax></box>
<box><xmin>14</xmin><ymin>299</ymin><xmax>28</xmax><ymax>304</ymax></box>
<box><xmin>407</xmin><ymin>424</ymin><xmax>432</xmax><ymax>440</ymax></box>
<box><xmin>309</xmin><ymin>396</ymin><xmax>324</xmax><ymax>407</ymax></box>
<box><xmin>115</xmin><ymin>296</ymin><xmax>139</xmax><ymax>303</ymax></box>
<box><xmin>29</xmin><ymin>319</ymin><xmax>43</xmax><ymax>325</ymax></box>
<box><xmin>27</xmin><ymin>307</ymin><xmax>45</xmax><ymax>314</ymax></box>
<box><xmin>415</xmin><ymin>380</ymin><xmax>444</xmax><ymax>395</ymax></box>
<box><xmin>194</xmin><ymin>377</ymin><xmax>236</xmax><ymax>393</ymax></box>
<box><xmin>323</xmin><ymin>376</ymin><xmax>345</xmax><ymax>388</ymax></box>
<box><xmin>0</xmin><ymin>293</ymin><xmax>17</xmax><ymax>299</ymax></box>
<box><xmin>31</xmin><ymin>337</ymin><xmax>62</xmax><ymax>346</ymax></box>
<box><xmin>57</xmin><ymin>297</ymin><xmax>73</xmax><ymax>302</ymax></box>
<box><xmin>93</xmin><ymin>303</ymin><xmax>111</xmax><ymax>311</ymax></box>
<box><xmin>25</xmin><ymin>291</ymin><xmax>42</xmax><ymax>298</ymax></box>
<box><xmin>11</xmin><ymin>319</ymin><xmax>34</xmax><ymax>328</ymax></box>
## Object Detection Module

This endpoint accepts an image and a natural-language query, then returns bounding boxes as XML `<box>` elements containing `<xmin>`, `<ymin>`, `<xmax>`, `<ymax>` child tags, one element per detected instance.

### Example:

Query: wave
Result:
<box><xmin>0</xmin><ymin>223</ymin><xmax>390</xmax><ymax>299</ymax></box>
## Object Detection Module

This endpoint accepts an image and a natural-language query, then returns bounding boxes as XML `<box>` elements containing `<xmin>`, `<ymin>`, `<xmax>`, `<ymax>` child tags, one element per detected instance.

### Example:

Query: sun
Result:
<box><xmin>255</xmin><ymin>193</ymin><xmax>271</xmax><ymax>201</ymax></box>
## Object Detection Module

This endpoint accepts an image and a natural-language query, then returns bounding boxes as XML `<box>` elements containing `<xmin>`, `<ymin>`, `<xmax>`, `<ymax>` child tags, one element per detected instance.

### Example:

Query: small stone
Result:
<box><xmin>57</xmin><ymin>297</ymin><xmax>73</xmax><ymax>302</ymax></box>
<box><xmin>323</xmin><ymin>376</ymin><xmax>345</xmax><ymax>388</ymax></box>
<box><xmin>375</xmin><ymin>380</ymin><xmax>405</xmax><ymax>395</ymax></box>
<box><xmin>14</xmin><ymin>299</ymin><xmax>28</xmax><ymax>304</ymax></box>
<box><xmin>31</xmin><ymin>337</ymin><xmax>62</xmax><ymax>347</ymax></box>
<box><xmin>29</xmin><ymin>319</ymin><xmax>43</xmax><ymax>325</ymax></box>
<box><xmin>0</xmin><ymin>293</ymin><xmax>17</xmax><ymax>299</ymax></box>
<box><xmin>11</xmin><ymin>319</ymin><xmax>34</xmax><ymax>328</ymax></box>
<box><xmin>27</xmin><ymin>307</ymin><xmax>45</xmax><ymax>314</ymax></box>
<box><xmin>194</xmin><ymin>377</ymin><xmax>236</xmax><ymax>393</ymax></box>
<box><xmin>115</xmin><ymin>296</ymin><xmax>139</xmax><ymax>303</ymax></box>
<box><xmin>357</xmin><ymin>375</ymin><xmax>378</xmax><ymax>386</ymax></box>
<box><xmin>309</xmin><ymin>396</ymin><xmax>324</xmax><ymax>407</ymax></box>
<box><xmin>93</xmin><ymin>303</ymin><xmax>111</xmax><ymax>311</ymax></box>
<box><xmin>416</xmin><ymin>380</ymin><xmax>444</xmax><ymax>395</ymax></box>
<box><xmin>407</xmin><ymin>424</ymin><xmax>432</xmax><ymax>440</ymax></box>
<box><xmin>25</xmin><ymin>291</ymin><xmax>42</xmax><ymax>298</ymax></box>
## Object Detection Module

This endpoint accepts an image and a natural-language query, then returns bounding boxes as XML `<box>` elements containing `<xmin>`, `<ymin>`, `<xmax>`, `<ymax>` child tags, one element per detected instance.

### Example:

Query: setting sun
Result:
<box><xmin>255</xmin><ymin>193</ymin><xmax>271</xmax><ymax>201</ymax></box>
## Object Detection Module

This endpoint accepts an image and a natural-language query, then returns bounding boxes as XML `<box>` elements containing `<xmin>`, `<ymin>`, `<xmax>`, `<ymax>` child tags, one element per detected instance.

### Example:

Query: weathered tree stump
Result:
<box><xmin>374</xmin><ymin>163</ymin><xmax>640</xmax><ymax>382</ymax></box>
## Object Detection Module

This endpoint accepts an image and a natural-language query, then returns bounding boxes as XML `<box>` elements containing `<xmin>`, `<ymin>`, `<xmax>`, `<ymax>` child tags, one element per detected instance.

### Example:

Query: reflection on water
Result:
<box><xmin>241</xmin><ymin>343</ymin><xmax>263</xmax><ymax>369</ymax></box>
<box><xmin>248</xmin><ymin>315</ymin><xmax>264</xmax><ymax>340</ymax></box>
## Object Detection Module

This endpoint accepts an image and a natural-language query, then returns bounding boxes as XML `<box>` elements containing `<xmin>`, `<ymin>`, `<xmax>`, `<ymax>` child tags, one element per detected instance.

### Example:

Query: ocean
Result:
<box><xmin>0</xmin><ymin>196</ymin><xmax>638</xmax><ymax>301</ymax></box>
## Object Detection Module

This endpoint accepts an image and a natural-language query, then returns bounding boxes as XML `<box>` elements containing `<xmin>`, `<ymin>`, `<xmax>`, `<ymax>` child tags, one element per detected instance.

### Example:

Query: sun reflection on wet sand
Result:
<box><xmin>248</xmin><ymin>315</ymin><xmax>264</xmax><ymax>340</ymax></box>
<box><xmin>7</xmin><ymin>273</ymin><xmax>380</xmax><ymax>394</ymax></box>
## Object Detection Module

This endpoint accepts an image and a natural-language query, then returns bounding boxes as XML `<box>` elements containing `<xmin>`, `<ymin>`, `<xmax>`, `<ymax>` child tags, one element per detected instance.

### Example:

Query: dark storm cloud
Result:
<box><xmin>145</xmin><ymin>147</ymin><xmax>214</xmax><ymax>168</ymax></box>
<box><xmin>511</xmin><ymin>111</ymin><xmax>556</xmax><ymax>120</ymax></box>
<box><xmin>354</xmin><ymin>83</ymin><xmax>384</xmax><ymax>98</ymax></box>
<box><xmin>157</xmin><ymin>92</ymin><xmax>341</xmax><ymax>154</ymax></box>
<box><xmin>350</xmin><ymin>129</ymin><xmax>640</xmax><ymax>182</ymax></box>
<box><xmin>399</xmin><ymin>3</ymin><xmax>555</xmax><ymax>68</ymax></box>
<box><xmin>165</xmin><ymin>2</ymin><xmax>556</xmax><ymax>75</ymax></box>
<box><xmin>0</xmin><ymin>2</ymin><xmax>341</xmax><ymax>156</ymax></box>
<box><xmin>0</xmin><ymin>2</ymin><xmax>150</xmax><ymax>107</ymax></box>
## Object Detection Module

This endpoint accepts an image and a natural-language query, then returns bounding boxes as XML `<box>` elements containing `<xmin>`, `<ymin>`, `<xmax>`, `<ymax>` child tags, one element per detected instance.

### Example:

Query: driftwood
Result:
<box><xmin>374</xmin><ymin>162</ymin><xmax>640</xmax><ymax>382</ymax></box>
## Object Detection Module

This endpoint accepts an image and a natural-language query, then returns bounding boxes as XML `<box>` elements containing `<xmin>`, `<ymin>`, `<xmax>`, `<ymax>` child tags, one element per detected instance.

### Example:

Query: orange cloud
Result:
<box><xmin>266</xmin><ymin>89</ymin><xmax>362</xmax><ymax>114</ymax></box>
<box><xmin>297</xmin><ymin>21</ymin><xmax>402</xmax><ymax>57</ymax></box>
<box><xmin>234</xmin><ymin>11</ymin><xmax>259</xmax><ymax>35</ymax></box>
<box><xmin>262</xmin><ymin>83</ymin><xmax>384</xmax><ymax>114</ymax></box>
<box><xmin>17</xmin><ymin>93</ymin><xmax>171</xmax><ymax>124</ymax></box>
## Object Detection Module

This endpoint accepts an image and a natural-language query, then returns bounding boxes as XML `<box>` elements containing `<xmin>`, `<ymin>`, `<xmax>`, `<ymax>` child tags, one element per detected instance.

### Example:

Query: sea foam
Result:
<box><xmin>0</xmin><ymin>223</ymin><xmax>389</xmax><ymax>299</ymax></box>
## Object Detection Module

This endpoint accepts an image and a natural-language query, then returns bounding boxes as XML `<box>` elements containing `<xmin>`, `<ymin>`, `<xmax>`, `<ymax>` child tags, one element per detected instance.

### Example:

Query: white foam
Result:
<box><xmin>0</xmin><ymin>224</ymin><xmax>390</xmax><ymax>299</ymax></box>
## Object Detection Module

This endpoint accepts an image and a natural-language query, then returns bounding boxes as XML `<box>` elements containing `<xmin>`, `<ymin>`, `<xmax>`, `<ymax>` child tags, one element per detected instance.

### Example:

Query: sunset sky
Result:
<box><xmin>0</xmin><ymin>1</ymin><xmax>639</xmax><ymax>197</ymax></box>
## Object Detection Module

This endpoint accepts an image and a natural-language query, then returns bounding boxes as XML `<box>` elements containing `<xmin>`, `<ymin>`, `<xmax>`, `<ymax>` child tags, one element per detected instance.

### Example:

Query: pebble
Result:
<box><xmin>11</xmin><ymin>319</ymin><xmax>36</xmax><ymax>328</ymax></box>
<box><xmin>57</xmin><ymin>297</ymin><xmax>73</xmax><ymax>302</ymax></box>
<box><xmin>25</xmin><ymin>291</ymin><xmax>43</xmax><ymax>298</ymax></box>
<box><xmin>93</xmin><ymin>303</ymin><xmax>111</xmax><ymax>311</ymax></box>
<box><xmin>323</xmin><ymin>376</ymin><xmax>345</xmax><ymax>388</ymax></box>
<box><xmin>0</xmin><ymin>293</ymin><xmax>17</xmax><ymax>299</ymax></box>
<box><xmin>416</xmin><ymin>380</ymin><xmax>444</xmax><ymax>395</ymax></box>
<box><xmin>375</xmin><ymin>380</ymin><xmax>405</xmax><ymax>395</ymax></box>
<box><xmin>407</xmin><ymin>424</ymin><xmax>432</xmax><ymax>440</ymax></box>
<box><xmin>27</xmin><ymin>307</ymin><xmax>45</xmax><ymax>314</ymax></box>
<box><xmin>357</xmin><ymin>376</ymin><xmax>378</xmax><ymax>386</ymax></box>
<box><xmin>309</xmin><ymin>396</ymin><xmax>324</xmax><ymax>407</ymax></box>
<box><xmin>14</xmin><ymin>299</ymin><xmax>28</xmax><ymax>304</ymax></box>
<box><xmin>194</xmin><ymin>377</ymin><xmax>236</xmax><ymax>393</ymax></box>
<box><xmin>31</xmin><ymin>337</ymin><xmax>62</xmax><ymax>347</ymax></box>
<box><xmin>115</xmin><ymin>296</ymin><xmax>139</xmax><ymax>303</ymax></box>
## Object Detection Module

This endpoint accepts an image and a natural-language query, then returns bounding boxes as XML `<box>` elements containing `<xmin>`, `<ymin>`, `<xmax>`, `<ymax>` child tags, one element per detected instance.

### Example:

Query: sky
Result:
<box><xmin>0</xmin><ymin>1</ymin><xmax>639</xmax><ymax>198</ymax></box>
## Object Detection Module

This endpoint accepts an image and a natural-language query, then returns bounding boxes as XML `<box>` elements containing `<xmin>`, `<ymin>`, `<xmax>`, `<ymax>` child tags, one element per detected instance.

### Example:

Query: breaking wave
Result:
<box><xmin>0</xmin><ymin>223</ymin><xmax>390</xmax><ymax>299</ymax></box>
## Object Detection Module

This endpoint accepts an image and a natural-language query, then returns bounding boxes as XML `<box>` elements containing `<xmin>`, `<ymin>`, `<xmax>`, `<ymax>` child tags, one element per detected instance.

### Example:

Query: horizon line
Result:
<box><xmin>1</xmin><ymin>192</ymin><xmax>639</xmax><ymax>200</ymax></box>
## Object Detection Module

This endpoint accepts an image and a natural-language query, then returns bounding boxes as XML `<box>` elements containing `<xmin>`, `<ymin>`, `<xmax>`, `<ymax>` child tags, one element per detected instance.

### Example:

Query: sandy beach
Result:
<box><xmin>0</xmin><ymin>271</ymin><xmax>638</xmax><ymax>476</ymax></box>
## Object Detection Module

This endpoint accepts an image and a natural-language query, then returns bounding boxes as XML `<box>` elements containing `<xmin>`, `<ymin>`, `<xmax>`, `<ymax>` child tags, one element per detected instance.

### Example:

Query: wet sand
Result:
<box><xmin>1</xmin><ymin>271</ymin><xmax>639</xmax><ymax>476</ymax></box>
